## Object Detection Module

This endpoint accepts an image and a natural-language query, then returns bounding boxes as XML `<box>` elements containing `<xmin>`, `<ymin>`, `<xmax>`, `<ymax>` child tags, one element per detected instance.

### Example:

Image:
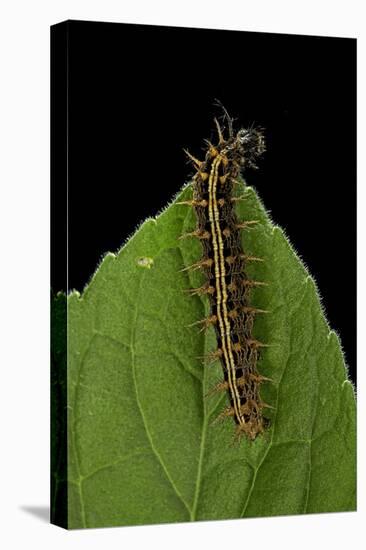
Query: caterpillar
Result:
<box><xmin>179</xmin><ymin>109</ymin><xmax>272</xmax><ymax>441</ymax></box>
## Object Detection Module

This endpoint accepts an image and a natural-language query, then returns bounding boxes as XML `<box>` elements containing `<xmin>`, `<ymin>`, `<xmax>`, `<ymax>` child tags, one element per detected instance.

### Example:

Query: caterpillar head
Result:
<box><xmin>236</xmin><ymin>127</ymin><xmax>266</xmax><ymax>169</ymax></box>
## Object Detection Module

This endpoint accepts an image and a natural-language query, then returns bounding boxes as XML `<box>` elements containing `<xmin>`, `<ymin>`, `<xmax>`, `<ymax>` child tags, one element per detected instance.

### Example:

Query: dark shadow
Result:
<box><xmin>20</xmin><ymin>506</ymin><xmax>50</xmax><ymax>523</ymax></box>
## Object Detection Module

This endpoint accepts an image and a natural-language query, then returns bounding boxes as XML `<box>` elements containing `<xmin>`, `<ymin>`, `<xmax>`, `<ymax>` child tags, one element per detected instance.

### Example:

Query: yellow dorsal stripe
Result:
<box><xmin>212</xmin><ymin>159</ymin><xmax>244</xmax><ymax>422</ymax></box>
<box><xmin>208</xmin><ymin>155</ymin><xmax>243</xmax><ymax>424</ymax></box>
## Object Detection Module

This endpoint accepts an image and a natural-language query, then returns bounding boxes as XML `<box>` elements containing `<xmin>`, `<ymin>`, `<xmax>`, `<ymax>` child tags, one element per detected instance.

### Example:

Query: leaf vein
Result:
<box><xmin>130</xmin><ymin>272</ymin><xmax>192</xmax><ymax>518</ymax></box>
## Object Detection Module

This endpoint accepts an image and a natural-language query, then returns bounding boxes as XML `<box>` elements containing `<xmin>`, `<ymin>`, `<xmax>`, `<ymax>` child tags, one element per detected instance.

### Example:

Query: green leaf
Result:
<box><xmin>54</xmin><ymin>182</ymin><xmax>356</xmax><ymax>528</ymax></box>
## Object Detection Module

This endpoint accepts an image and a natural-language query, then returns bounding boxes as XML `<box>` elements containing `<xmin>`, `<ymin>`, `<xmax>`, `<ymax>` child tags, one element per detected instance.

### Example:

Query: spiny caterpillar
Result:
<box><xmin>179</xmin><ymin>109</ymin><xmax>272</xmax><ymax>441</ymax></box>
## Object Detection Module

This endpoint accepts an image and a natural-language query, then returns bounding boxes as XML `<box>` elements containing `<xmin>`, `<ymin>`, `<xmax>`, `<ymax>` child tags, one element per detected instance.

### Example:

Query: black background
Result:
<box><xmin>53</xmin><ymin>20</ymin><xmax>356</xmax><ymax>382</ymax></box>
